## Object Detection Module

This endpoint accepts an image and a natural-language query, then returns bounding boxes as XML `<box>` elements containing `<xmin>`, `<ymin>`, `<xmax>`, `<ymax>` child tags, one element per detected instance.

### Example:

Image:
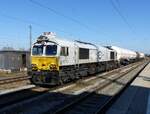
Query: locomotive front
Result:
<box><xmin>28</xmin><ymin>32</ymin><xmax>61</xmax><ymax>85</ymax></box>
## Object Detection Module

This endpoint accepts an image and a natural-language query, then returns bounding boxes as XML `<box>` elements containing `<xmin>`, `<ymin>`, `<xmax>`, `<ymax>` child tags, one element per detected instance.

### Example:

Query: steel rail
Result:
<box><xmin>53</xmin><ymin>61</ymin><xmax>148</xmax><ymax>114</ymax></box>
<box><xmin>0</xmin><ymin>76</ymin><xmax>30</xmax><ymax>85</ymax></box>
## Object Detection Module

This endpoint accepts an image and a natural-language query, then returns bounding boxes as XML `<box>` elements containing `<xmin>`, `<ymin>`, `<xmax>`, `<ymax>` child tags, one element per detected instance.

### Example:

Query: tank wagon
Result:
<box><xmin>106</xmin><ymin>46</ymin><xmax>138</xmax><ymax>65</ymax></box>
<box><xmin>28</xmin><ymin>32</ymin><xmax>118</xmax><ymax>85</ymax></box>
<box><xmin>139</xmin><ymin>52</ymin><xmax>145</xmax><ymax>58</ymax></box>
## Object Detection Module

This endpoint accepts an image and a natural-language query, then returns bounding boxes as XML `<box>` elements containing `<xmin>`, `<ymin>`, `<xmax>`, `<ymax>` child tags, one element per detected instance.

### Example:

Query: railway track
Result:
<box><xmin>0</xmin><ymin>76</ymin><xmax>30</xmax><ymax>85</ymax></box>
<box><xmin>52</xmin><ymin>61</ymin><xmax>149</xmax><ymax>114</ymax></box>
<box><xmin>0</xmin><ymin>60</ymin><xmax>140</xmax><ymax>86</ymax></box>
<box><xmin>0</xmin><ymin>61</ymin><xmax>148</xmax><ymax>114</ymax></box>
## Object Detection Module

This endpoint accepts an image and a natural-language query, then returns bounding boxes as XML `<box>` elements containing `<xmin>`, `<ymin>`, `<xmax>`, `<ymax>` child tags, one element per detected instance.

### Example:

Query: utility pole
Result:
<box><xmin>29</xmin><ymin>25</ymin><xmax>32</xmax><ymax>65</ymax></box>
<box><xmin>29</xmin><ymin>25</ymin><xmax>32</xmax><ymax>52</ymax></box>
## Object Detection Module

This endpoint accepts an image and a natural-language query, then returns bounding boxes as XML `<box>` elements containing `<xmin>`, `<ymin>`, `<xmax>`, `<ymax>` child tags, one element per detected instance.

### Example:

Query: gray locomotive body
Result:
<box><xmin>29</xmin><ymin>32</ymin><xmax>144</xmax><ymax>85</ymax></box>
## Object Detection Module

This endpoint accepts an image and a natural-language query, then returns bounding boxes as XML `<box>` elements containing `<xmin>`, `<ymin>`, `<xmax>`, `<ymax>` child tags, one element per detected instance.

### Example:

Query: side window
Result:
<box><xmin>110</xmin><ymin>51</ymin><xmax>115</xmax><ymax>59</ymax></box>
<box><xmin>60</xmin><ymin>47</ymin><xmax>69</xmax><ymax>56</ymax></box>
<box><xmin>79</xmin><ymin>48</ymin><xmax>89</xmax><ymax>59</ymax></box>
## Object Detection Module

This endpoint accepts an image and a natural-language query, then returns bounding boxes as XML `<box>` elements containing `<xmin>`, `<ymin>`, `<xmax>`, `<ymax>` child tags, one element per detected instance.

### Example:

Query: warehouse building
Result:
<box><xmin>0</xmin><ymin>50</ymin><xmax>30</xmax><ymax>72</ymax></box>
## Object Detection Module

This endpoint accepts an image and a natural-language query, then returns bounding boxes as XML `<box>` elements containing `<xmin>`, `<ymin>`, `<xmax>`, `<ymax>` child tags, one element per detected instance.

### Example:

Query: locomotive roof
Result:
<box><xmin>37</xmin><ymin>34</ymin><xmax>97</xmax><ymax>49</ymax></box>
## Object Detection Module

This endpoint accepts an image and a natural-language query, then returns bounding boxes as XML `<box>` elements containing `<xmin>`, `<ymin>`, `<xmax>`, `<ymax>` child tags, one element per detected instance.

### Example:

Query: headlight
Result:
<box><xmin>31</xmin><ymin>64</ymin><xmax>38</xmax><ymax>70</ymax></box>
<box><xmin>32</xmin><ymin>64</ymin><xmax>37</xmax><ymax>67</ymax></box>
<box><xmin>50</xmin><ymin>64</ymin><xmax>57</xmax><ymax>70</ymax></box>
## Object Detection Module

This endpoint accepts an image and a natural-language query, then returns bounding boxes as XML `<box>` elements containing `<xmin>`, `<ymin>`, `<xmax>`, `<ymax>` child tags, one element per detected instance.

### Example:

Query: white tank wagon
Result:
<box><xmin>28</xmin><ymin>32</ymin><xmax>118</xmax><ymax>85</ymax></box>
<box><xmin>106</xmin><ymin>46</ymin><xmax>137</xmax><ymax>65</ymax></box>
<box><xmin>135</xmin><ymin>52</ymin><xmax>145</xmax><ymax>60</ymax></box>
<box><xmin>139</xmin><ymin>52</ymin><xmax>145</xmax><ymax>58</ymax></box>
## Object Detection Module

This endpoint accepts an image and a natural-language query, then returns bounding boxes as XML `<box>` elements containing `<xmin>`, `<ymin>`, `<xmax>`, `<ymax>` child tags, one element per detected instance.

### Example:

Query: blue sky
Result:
<box><xmin>0</xmin><ymin>0</ymin><xmax>149</xmax><ymax>53</ymax></box>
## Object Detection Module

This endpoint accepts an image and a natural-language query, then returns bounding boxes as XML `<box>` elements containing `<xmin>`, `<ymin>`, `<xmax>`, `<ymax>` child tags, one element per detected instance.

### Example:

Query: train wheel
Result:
<box><xmin>30</xmin><ymin>75</ymin><xmax>40</xmax><ymax>84</ymax></box>
<box><xmin>88</xmin><ymin>65</ymin><xmax>96</xmax><ymax>75</ymax></box>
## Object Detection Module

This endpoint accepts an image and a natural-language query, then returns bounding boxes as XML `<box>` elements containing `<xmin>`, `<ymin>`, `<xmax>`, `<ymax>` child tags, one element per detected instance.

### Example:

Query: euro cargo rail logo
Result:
<box><xmin>98</xmin><ymin>51</ymin><xmax>103</xmax><ymax>59</ymax></box>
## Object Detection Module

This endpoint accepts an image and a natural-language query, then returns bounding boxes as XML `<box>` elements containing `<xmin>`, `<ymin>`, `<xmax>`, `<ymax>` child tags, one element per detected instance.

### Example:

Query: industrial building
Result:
<box><xmin>0</xmin><ymin>50</ymin><xmax>30</xmax><ymax>71</ymax></box>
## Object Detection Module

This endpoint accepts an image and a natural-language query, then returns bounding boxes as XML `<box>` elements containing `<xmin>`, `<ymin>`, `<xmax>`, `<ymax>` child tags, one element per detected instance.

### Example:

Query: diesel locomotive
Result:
<box><xmin>28</xmin><ymin>32</ymin><xmax>145</xmax><ymax>86</ymax></box>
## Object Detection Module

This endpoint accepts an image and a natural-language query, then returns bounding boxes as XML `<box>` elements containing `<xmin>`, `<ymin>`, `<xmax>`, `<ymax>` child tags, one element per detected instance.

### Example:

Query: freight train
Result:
<box><xmin>28</xmin><ymin>32</ymin><xmax>145</xmax><ymax>86</ymax></box>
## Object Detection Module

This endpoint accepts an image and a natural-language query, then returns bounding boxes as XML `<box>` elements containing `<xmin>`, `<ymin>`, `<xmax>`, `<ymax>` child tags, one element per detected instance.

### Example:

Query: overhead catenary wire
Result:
<box><xmin>0</xmin><ymin>11</ymin><xmax>82</xmax><ymax>49</ymax></box>
<box><xmin>109</xmin><ymin>0</ymin><xmax>135</xmax><ymax>34</ymax></box>
<box><xmin>0</xmin><ymin>0</ymin><xmax>112</xmax><ymax>43</ymax></box>
<box><xmin>0</xmin><ymin>12</ymin><xmax>46</xmax><ymax>28</ymax></box>
<box><xmin>29</xmin><ymin>0</ymin><xmax>92</xmax><ymax>30</ymax></box>
<box><xmin>0</xmin><ymin>11</ymin><xmax>76</xmax><ymax>38</ymax></box>
<box><xmin>29</xmin><ymin>0</ymin><xmax>111</xmax><ymax>38</ymax></box>
<box><xmin>115</xmin><ymin>0</ymin><xmax>121</xmax><ymax>7</ymax></box>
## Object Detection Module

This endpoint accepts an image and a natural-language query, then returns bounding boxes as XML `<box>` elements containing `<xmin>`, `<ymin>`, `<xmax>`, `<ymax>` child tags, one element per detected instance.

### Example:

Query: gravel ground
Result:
<box><xmin>0</xmin><ymin>71</ymin><xmax>27</xmax><ymax>78</ymax></box>
<box><xmin>50</xmin><ymin>62</ymin><xmax>148</xmax><ymax>114</ymax></box>
<box><xmin>0</xmin><ymin>80</ymin><xmax>30</xmax><ymax>91</ymax></box>
<box><xmin>0</xmin><ymin>71</ymin><xmax>30</xmax><ymax>91</ymax></box>
<box><xmin>99</xmin><ymin>63</ymin><xmax>146</xmax><ymax>96</ymax></box>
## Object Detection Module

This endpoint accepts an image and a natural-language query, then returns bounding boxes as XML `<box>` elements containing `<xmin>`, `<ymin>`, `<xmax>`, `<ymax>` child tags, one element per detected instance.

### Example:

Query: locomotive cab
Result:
<box><xmin>29</xmin><ymin>33</ymin><xmax>62</xmax><ymax>85</ymax></box>
<box><xmin>32</xmin><ymin>43</ymin><xmax>59</xmax><ymax>71</ymax></box>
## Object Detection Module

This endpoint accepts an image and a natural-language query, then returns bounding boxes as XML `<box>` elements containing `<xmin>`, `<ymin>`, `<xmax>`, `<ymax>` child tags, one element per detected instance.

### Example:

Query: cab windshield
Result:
<box><xmin>45</xmin><ymin>45</ymin><xmax>57</xmax><ymax>55</ymax></box>
<box><xmin>32</xmin><ymin>45</ymin><xmax>43</xmax><ymax>55</ymax></box>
